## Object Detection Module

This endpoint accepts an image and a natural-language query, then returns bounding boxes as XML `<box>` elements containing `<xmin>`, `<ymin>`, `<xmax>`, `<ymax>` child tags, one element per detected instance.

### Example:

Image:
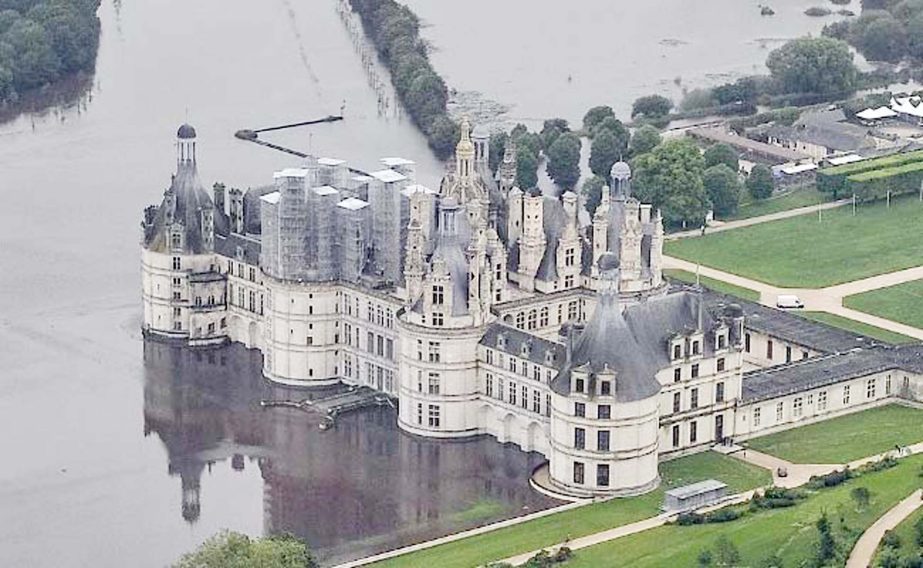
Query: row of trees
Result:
<box><xmin>823</xmin><ymin>1</ymin><xmax>923</xmax><ymax>63</ymax></box>
<box><xmin>349</xmin><ymin>0</ymin><xmax>457</xmax><ymax>159</ymax></box>
<box><xmin>0</xmin><ymin>0</ymin><xmax>101</xmax><ymax>105</ymax></box>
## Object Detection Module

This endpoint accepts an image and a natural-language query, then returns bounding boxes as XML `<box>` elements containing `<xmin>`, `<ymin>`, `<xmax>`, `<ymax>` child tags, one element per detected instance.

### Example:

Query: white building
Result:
<box><xmin>142</xmin><ymin>122</ymin><xmax>923</xmax><ymax>499</ymax></box>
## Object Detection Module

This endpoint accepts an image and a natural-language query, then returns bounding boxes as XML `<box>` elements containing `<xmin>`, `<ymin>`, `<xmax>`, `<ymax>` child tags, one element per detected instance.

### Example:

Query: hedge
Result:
<box><xmin>816</xmin><ymin>150</ymin><xmax>923</xmax><ymax>197</ymax></box>
<box><xmin>845</xmin><ymin>160</ymin><xmax>923</xmax><ymax>202</ymax></box>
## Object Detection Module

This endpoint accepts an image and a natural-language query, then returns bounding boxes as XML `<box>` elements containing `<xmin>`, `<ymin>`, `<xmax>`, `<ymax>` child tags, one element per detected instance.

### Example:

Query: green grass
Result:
<box><xmin>746</xmin><ymin>404</ymin><xmax>923</xmax><ymax>464</ymax></box>
<box><xmin>450</xmin><ymin>500</ymin><xmax>506</xmax><ymax>524</ymax></box>
<box><xmin>723</xmin><ymin>186</ymin><xmax>827</xmax><ymax>221</ymax></box>
<box><xmin>821</xmin><ymin>149</ymin><xmax>923</xmax><ymax>178</ymax></box>
<box><xmin>665</xmin><ymin>196</ymin><xmax>923</xmax><ymax>288</ymax></box>
<box><xmin>846</xmin><ymin>279</ymin><xmax>923</xmax><ymax>333</ymax></box>
<box><xmin>872</xmin><ymin>504</ymin><xmax>923</xmax><ymax>565</ymax></box>
<box><xmin>371</xmin><ymin>452</ymin><xmax>769</xmax><ymax>568</ymax></box>
<box><xmin>563</xmin><ymin>454</ymin><xmax>923</xmax><ymax>568</ymax></box>
<box><xmin>799</xmin><ymin>311</ymin><xmax>918</xmax><ymax>345</ymax></box>
<box><xmin>663</xmin><ymin>269</ymin><xmax>761</xmax><ymax>302</ymax></box>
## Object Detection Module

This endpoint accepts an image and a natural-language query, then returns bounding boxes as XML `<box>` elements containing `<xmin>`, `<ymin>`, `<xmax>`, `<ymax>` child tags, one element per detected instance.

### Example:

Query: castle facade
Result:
<box><xmin>142</xmin><ymin>122</ymin><xmax>923</xmax><ymax>498</ymax></box>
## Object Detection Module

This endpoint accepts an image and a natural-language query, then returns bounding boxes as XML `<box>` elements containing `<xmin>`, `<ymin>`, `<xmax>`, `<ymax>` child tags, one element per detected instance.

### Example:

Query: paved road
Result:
<box><xmin>846</xmin><ymin>489</ymin><xmax>923</xmax><ymax>568</ymax></box>
<box><xmin>663</xmin><ymin>256</ymin><xmax>923</xmax><ymax>341</ymax></box>
<box><xmin>666</xmin><ymin>198</ymin><xmax>850</xmax><ymax>241</ymax></box>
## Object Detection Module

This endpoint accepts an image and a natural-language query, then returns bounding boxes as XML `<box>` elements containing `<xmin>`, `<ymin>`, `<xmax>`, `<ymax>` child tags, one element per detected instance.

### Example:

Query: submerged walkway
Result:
<box><xmin>662</xmin><ymin>256</ymin><xmax>923</xmax><ymax>341</ymax></box>
<box><xmin>846</xmin><ymin>489</ymin><xmax>923</xmax><ymax>568</ymax></box>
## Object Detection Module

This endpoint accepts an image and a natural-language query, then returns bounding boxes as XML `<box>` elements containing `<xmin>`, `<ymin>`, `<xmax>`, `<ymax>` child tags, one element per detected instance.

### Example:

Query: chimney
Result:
<box><xmin>213</xmin><ymin>183</ymin><xmax>226</xmax><ymax>214</ymax></box>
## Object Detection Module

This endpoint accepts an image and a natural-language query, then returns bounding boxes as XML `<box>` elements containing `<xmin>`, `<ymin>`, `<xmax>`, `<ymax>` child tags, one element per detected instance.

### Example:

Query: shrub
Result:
<box><xmin>882</xmin><ymin>529</ymin><xmax>902</xmax><ymax>549</ymax></box>
<box><xmin>704</xmin><ymin>508</ymin><xmax>742</xmax><ymax>523</ymax></box>
<box><xmin>677</xmin><ymin>512</ymin><xmax>706</xmax><ymax>525</ymax></box>
<box><xmin>808</xmin><ymin>468</ymin><xmax>852</xmax><ymax>489</ymax></box>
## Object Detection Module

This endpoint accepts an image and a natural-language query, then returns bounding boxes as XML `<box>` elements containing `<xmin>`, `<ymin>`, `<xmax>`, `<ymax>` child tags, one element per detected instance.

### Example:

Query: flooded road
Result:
<box><xmin>0</xmin><ymin>1</ymin><xmax>551</xmax><ymax>566</ymax></box>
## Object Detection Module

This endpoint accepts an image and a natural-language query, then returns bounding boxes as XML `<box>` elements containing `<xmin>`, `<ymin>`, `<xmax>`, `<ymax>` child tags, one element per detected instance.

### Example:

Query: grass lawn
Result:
<box><xmin>845</xmin><ymin>279</ymin><xmax>923</xmax><ymax>332</ymax></box>
<box><xmin>371</xmin><ymin>452</ymin><xmax>769</xmax><ymax>568</ymax></box>
<box><xmin>722</xmin><ymin>186</ymin><xmax>827</xmax><ymax>221</ymax></box>
<box><xmin>746</xmin><ymin>404</ymin><xmax>923</xmax><ymax>464</ymax></box>
<box><xmin>799</xmin><ymin>311</ymin><xmax>918</xmax><ymax>345</ymax></box>
<box><xmin>872</xmin><ymin>505</ymin><xmax>923</xmax><ymax>565</ymax></box>
<box><xmin>563</xmin><ymin>454</ymin><xmax>923</xmax><ymax>567</ymax></box>
<box><xmin>665</xmin><ymin>196</ymin><xmax>923</xmax><ymax>288</ymax></box>
<box><xmin>663</xmin><ymin>269</ymin><xmax>761</xmax><ymax>302</ymax></box>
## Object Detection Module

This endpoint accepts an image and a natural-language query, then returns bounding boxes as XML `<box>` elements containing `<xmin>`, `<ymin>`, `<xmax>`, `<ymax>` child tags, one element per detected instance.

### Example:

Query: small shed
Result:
<box><xmin>663</xmin><ymin>479</ymin><xmax>728</xmax><ymax>513</ymax></box>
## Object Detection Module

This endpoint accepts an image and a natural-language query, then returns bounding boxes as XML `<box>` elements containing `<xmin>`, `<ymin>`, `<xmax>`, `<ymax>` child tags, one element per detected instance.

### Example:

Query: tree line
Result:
<box><xmin>348</xmin><ymin>0</ymin><xmax>458</xmax><ymax>160</ymax></box>
<box><xmin>823</xmin><ymin>0</ymin><xmax>923</xmax><ymax>64</ymax></box>
<box><xmin>0</xmin><ymin>0</ymin><xmax>100</xmax><ymax>105</ymax></box>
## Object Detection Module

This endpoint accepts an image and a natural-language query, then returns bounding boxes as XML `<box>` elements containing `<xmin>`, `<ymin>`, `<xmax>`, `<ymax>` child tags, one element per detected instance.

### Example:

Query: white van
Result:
<box><xmin>776</xmin><ymin>295</ymin><xmax>804</xmax><ymax>309</ymax></box>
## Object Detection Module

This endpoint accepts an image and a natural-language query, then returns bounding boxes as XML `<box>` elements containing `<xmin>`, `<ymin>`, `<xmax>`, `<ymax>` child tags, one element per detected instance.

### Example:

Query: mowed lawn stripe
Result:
<box><xmin>845</xmin><ymin>279</ymin><xmax>923</xmax><ymax>331</ymax></box>
<box><xmin>665</xmin><ymin>196</ymin><xmax>923</xmax><ymax>288</ymax></box>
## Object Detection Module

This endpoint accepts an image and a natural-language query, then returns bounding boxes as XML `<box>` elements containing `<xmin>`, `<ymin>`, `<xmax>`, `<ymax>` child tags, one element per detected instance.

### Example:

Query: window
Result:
<box><xmin>767</xmin><ymin>340</ymin><xmax>774</xmax><ymax>360</ymax></box>
<box><xmin>785</xmin><ymin>346</ymin><xmax>792</xmax><ymax>363</ymax></box>
<box><xmin>600</xmin><ymin>380</ymin><xmax>611</xmax><ymax>396</ymax></box>
<box><xmin>574</xmin><ymin>427</ymin><xmax>585</xmax><ymax>450</ymax></box>
<box><xmin>386</xmin><ymin>338</ymin><xmax>394</xmax><ymax>360</ymax></box>
<box><xmin>673</xmin><ymin>392</ymin><xmax>681</xmax><ymax>413</ymax></box>
<box><xmin>717</xmin><ymin>358</ymin><xmax>725</xmax><ymax>372</ymax></box>
<box><xmin>432</xmin><ymin>285</ymin><xmax>444</xmax><ymax>305</ymax></box>
<box><xmin>818</xmin><ymin>390</ymin><xmax>828</xmax><ymax>411</ymax></box>
<box><xmin>575</xmin><ymin>378</ymin><xmax>585</xmax><ymax>393</ymax></box>
<box><xmin>565</xmin><ymin>247</ymin><xmax>575</xmax><ymax>267</ymax></box>
<box><xmin>432</xmin><ymin>312</ymin><xmax>444</xmax><ymax>327</ymax></box>
<box><xmin>596</xmin><ymin>464</ymin><xmax>610</xmax><ymax>487</ymax></box>
<box><xmin>573</xmin><ymin>462</ymin><xmax>585</xmax><ymax>484</ymax></box>
<box><xmin>673</xmin><ymin>368</ymin><xmax>682</xmax><ymax>383</ymax></box>
<box><xmin>745</xmin><ymin>333</ymin><xmax>751</xmax><ymax>353</ymax></box>
<box><xmin>574</xmin><ymin>402</ymin><xmax>586</xmax><ymax>417</ymax></box>
<box><xmin>248</xmin><ymin>267</ymin><xmax>256</xmax><ymax>282</ymax></box>
<box><xmin>367</xmin><ymin>332</ymin><xmax>375</xmax><ymax>354</ymax></box>
<box><xmin>533</xmin><ymin>365</ymin><xmax>541</xmax><ymax>382</ymax></box>
<box><xmin>173</xmin><ymin>291</ymin><xmax>181</xmax><ymax>301</ymax></box>
<box><xmin>564</xmin><ymin>274</ymin><xmax>574</xmax><ymax>288</ymax></box>
<box><xmin>597</xmin><ymin>430</ymin><xmax>610</xmax><ymax>451</ymax></box>
<box><xmin>776</xmin><ymin>401</ymin><xmax>784</xmax><ymax>421</ymax></box>
<box><xmin>690</xmin><ymin>388</ymin><xmax>699</xmax><ymax>409</ymax></box>
<box><xmin>866</xmin><ymin>378</ymin><xmax>876</xmax><ymax>399</ymax></box>
<box><xmin>886</xmin><ymin>375</ymin><xmax>892</xmax><ymax>395</ymax></box>
<box><xmin>509</xmin><ymin>381</ymin><xmax>517</xmax><ymax>406</ymax></box>
<box><xmin>486</xmin><ymin>373</ymin><xmax>494</xmax><ymax>397</ymax></box>
<box><xmin>690</xmin><ymin>420</ymin><xmax>698</xmax><ymax>444</ymax></box>
<box><xmin>532</xmin><ymin>390</ymin><xmax>541</xmax><ymax>413</ymax></box>
<box><xmin>428</xmin><ymin>373</ymin><xmax>440</xmax><ymax>395</ymax></box>
<box><xmin>498</xmin><ymin>378</ymin><xmax>505</xmax><ymax>401</ymax></box>
<box><xmin>692</xmin><ymin>340</ymin><xmax>700</xmax><ymax>355</ymax></box>
<box><xmin>753</xmin><ymin>407</ymin><xmax>761</xmax><ymax>427</ymax></box>
<box><xmin>545</xmin><ymin>394</ymin><xmax>552</xmax><ymax>417</ymax></box>
<box><xmin>172</xmin><ymin>276</ymin><xmax>181</xmax><ymax>287</ymax></box>
<box><xmin>598</xmin><ymin>404</ymin><xmax>611</xmax><ymax>420</ymax></box>
<box><xmin>173</xmin><ymin>321</ymin><xmax>181</xmax><ymax>331</ymax></box>
<box><xmin>522</xmin><ymin>362</ymin><xmax>530</xmax><ymax>378</ymax></box>
<box><xmin>509</xmin><ymin>358</ymin><xmax>517</xmax><ymax>373</ymax></box>
<box><xmin>717</xmin><ymin>334</ymin><xmax>726</xmax><ymax>350</ymax></box>
<box><xmin>416</xmin><ymin>403</ymin><xmax>423</xmax><ymax>425</ymax></box>
<box><xmin>802</xmin><ymin>350</ymin><xmax>810</xmax><ymax>360</ymax></box>
<box><xmin>527</xmin><ymin>310</ymin><xmax>537</xmax><ymax>330</ymax></box>
<box><xmin>173</xmin><ymin>307</ymin><xmax>181</xmax><ymax>317</ymax></box>
<box><xmin>672</xmin><ymin>424</ymin><xmax>680</xmax><ymax>447</ymax></box>
<box><xmin>486</xmin><ymin>349</ymin><xmax>494</xmax><ymax>365</ymax></box>
<box><xmin>793</xmin><ymin>397</ymin><xmax>803</xmax><ymax>417</ymax></box>
<box><xmin>521</xmin><ymin>385</ymin><xmax>528</xmax><ymax>409</ymax></box>
<box><xmin>539</xmin><ymin>307</ymin><xmax>549</xmax><ymax>327</ymax></box>
<box><xmin>428</xmin><ymin>341</ymin><xmax>441</xmax><ymax>363</ymax></box>
<box><xmin>171</xmin><ymin>232</ymin><xmax>181</xmax><ymax>249</ymax></box>
<box><xmin>843</xmin><ymin>385</ymin><xmax>851</xmax><ymax>405</ymax></box>
<box><xmin>377</xmin><ymin>335</ymin><xmax>384</xmax><ymax>357</ymax></box>
<box><xmin>691</xmin><ymin>364</ymin><xmax>700</xmax><ymax>379</ymax></box>
<box><xmin>427</xmin><ymin>404</ymin><xmax>440</xmax><ymax>428</ymax></box>
<box><xmin>716</xmin><ymin>382</ymin><xmax>725</xmax><ymax>403</ymax></box>
<box><xmin>673</xmin><ymin>344</ymin><xmax>682</xmax><ymax>359</ymax></box>
<box><xmin>172</xmin><ymin>256</ymin><xmax>181</xmax><ymax>270</ymax></box>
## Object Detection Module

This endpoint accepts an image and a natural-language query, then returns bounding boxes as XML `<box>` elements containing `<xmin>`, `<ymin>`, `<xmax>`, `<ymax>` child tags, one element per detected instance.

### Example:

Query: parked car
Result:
<box><xmin>776</xmin><ymin>295</ymin><xmax>804</xmax><ymax>309</ymax></box>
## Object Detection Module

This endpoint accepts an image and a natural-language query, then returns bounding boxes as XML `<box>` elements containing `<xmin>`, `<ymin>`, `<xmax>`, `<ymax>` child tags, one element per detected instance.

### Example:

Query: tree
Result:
<box><xmin>489</xmin><ymin>131</ymin><xmax>508</xmax><ymax>174</ymax></box>
<box><xmin>746</xmin><ymin>164</ymin><xmax>774</xmax><ymax>199</ymax></box>
<box><xmin>850</xmin><ymin>486</ymin><xmax>871</xmax><ymax>509</ymax></box>
<box><xmin>175</xmin><ymin>531</ymin><xmax>318</xmax><ymax>568</ymax></box>
<box><xmin>590</xmin><ymin>129</ymin><xmax>621</xmax><ymax>178</ymax></box>
<box><xmin>680</xmin><ymin>88</ymin><xmax>717</xmax><ymax>111</ymax></box>
<box><xmin>427</xmin><ymin>115</ymin><xmax>459</xmax><ymax>160</ymax></box>
<box><xmin>908</xmin><ymin>13</ymin><xmax>923</xmax><ymax>58</ymax></box>
<box><xmin>704</xmin><ymin>144</ymin><xmax>740</xmax><ymax>172</ymax></box>
<box><xmin>713</xmin><ymin>536</ymin><xmax>741</xmax><ymax>567</ymax></box>
<box><xmin>591</xmin><ymin>115</ymin><xmax>629</xmax><ymax>148</ymax></box>
<box><xmin>766</xmin><ymin>37</ymin><xmax>858</xmax><ymax>96</ymax></box>
<box><xmin>405</xmin><ymin>71</ymin><xmax>447</xmax><ymax>130</ymax></box>
<box><xmin>583</xmin><ymin>105</ymin><xmax>615</xmax><ymax>133</ymax></box>
<box><xmin>629</xmin><ymin>125</ymin><xmax>661</xmax><ymax>157</ymax></box>
<box><xmin>541</xmin><ymin>118</ymin><xmax>570</xmax><ymax>149</ymax></box>
<box><xmin>815</xmin><ymin>512</ymin><xmax>837</xmax><ymax>566</ymax></box>
<box><xmin>516</xmin><ymin>147</ymin><xmax>539</xmax><ymax>190</ymax></box>
<box><xmin>855</xmin><ymin>15</ymin><xmax>908</xmax><ymax>62</ymax></box>
<box><xmin>632</xmin><ymin>94</ymin><xmax>673</xmax><ymax>120</ymax></box>
<box><xmin>703</xmin><ymin>164</ymin><xmax>742</xmax><ymax>217</ymax></box>
<box><xmin>546</xmin><ymin>132</ymin><xmax>581</xmax><ymax>189</ymax></box>
<box><xmin>713</xmin><ymin>77</ymin><xmax>759</xmax><ymax>105</ymax></box>
<box><xmin>511</xmin><ymin>124</ymin><xmax>543</xmax><ymax>160</ymax></box>
<box><xmin>697</xmin><ymin>549</ymin><xmax>714</xmax><ymax>567</ymax></box>
<box><xmin>631</xmin><ymin>139</ymin><xmax>708</xmax><ymax>227</ymax></box>
<box><xmin>582</xmin><ymin>175</ymin><xmax>607</xmax><ymax>216</ymax></box>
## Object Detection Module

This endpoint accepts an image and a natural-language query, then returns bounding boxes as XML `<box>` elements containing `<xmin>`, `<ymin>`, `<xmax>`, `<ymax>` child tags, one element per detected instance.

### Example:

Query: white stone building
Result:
<box><xmin>142</xmin><ymin>122</ymin><xmax>923</xmax><ymax>499</ymax></box>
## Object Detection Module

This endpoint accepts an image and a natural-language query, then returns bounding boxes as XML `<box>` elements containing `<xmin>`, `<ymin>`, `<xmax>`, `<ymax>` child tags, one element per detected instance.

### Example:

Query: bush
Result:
<box><xmin>704</xmin><ymin>508</ymin><xmax>742</xmax><ymax>523</ymax></box>
<box><xmin>751</xmin><ymin>487</ymin><xmax>805</xmax><ymax>510</ymax></box>
<box><xmin>808</xmin><ymin>468</ymin><xmax>852</xmax><ymax>489</ymax></box>
<box><xmin>676</xmin><ymin>512</ymin><xmax>706</xmax><ymax>525</ymax></box>
<box><xmin>882</xmin><ymin>529</ymin><xmax>902</xmax><ymax>549</ymax></box>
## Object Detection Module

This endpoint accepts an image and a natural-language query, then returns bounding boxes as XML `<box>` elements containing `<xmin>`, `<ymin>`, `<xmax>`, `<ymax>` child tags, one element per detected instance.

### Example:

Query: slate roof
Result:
<box><xmin>480</xmin><ymin>323</ymin><xmax>566</xmax><ymax>370</ymax></box>
<box><xmin>144</xmin><ymin>162</ymin><xmax>229</xmax><ymax>254</ymax></box>
<box><xmin>215</xmin><ymin>232</ymin><xmax>261</xmax><ymax>266</ymax></box>
<box><xmin>536</xmin><ymin>196</ymin><xmax>567</xmax><ymax>281</ymax></box>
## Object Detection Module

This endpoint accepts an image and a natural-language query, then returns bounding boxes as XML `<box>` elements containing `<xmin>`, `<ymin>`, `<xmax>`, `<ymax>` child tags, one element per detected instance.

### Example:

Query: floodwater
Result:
<box><xmin>403</xmin><ymin>0</ymin><xmax>848</xmax><ymax>124</ymax></box>
<box><xmin>0</xmin><ymin>0</ymin><xmax>553</xmax><ymax>566</ymax></box>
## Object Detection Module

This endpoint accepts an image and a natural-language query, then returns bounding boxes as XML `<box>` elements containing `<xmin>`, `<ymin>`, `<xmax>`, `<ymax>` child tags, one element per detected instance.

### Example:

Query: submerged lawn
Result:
<box><xmin>746</xmin><ymin>404</ymin><xmax>923</xmax><ymax>464</ymax></box>
<box><xmin>563</xmin><ymin>455</ymin><xmax>923</xmax><ymax>567</ymax></box>
<box><xmin>371</xmin><ymin>452</ymin><xmax>769</xmax><ymax>568</ymax></box>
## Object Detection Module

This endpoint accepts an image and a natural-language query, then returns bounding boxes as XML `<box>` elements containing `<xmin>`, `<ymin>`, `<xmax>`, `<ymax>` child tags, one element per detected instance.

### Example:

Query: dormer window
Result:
<box><xmin>521</xmin><ymin>343</ymin><xmax>531</xmax><ymax>357</ymax></box>
<box><xmin>672</xmin><ymin>343</ymin><xmax>682</xmax><ymax>360</ymax></box>
<box><xmin>432</xmin><ymin>285</ymin><xmax>444</xmax><ymax>305</ymax></box>
<box><xmin>497</xmin><ymin>333</ymin><xmax>507</xmax><ymax>350</ymax></box>
<box><xmin>432</xmin><ymin>312</ymin><xmax>444</xmax><ymax>326</ymax></box>
<box><xmin>717</xmin><ymin>333</ymin><xmax>727</xmax><ymax>350</ymax></box>
<box><xmin>692</xmin><ymin>340</ymin><xmax>700</xmax><ymax>356</ymax></box>
<box><xmin>235</xmin><ymin>246</ymin><xmax>244</xmax><ymax>260</ymax></box>
<box><xmin>575</xmin><ymin>378</ymin><xmax>585</xmax><ymax>393</ymax></box>
<box><xmin>600</xmin><ymin>381</ymin><xmax>611</xmax><ymax>396</ymax></box>
<box><xmin>545</xmin><ymin>350</ymin><xmax>556</xmax><ymax>365</ymax></box>
<box><xmin>170</xmin><ymin>231</ymin><xmax>182</xmax><ymax>250</ymax></box>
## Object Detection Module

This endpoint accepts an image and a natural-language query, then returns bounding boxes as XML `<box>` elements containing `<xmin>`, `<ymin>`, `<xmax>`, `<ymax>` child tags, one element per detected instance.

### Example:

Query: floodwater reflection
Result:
<box><xmin>143</xmin><ymin>340</ymin><xmax>558</xmax><ymax>565</ymax></box>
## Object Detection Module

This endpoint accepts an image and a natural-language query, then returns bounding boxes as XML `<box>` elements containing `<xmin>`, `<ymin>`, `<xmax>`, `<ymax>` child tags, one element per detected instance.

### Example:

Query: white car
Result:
<box><xmin>776</xmin><ymin>295</ymin><xmax>804</xmax><ymax>309</ymax></box>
